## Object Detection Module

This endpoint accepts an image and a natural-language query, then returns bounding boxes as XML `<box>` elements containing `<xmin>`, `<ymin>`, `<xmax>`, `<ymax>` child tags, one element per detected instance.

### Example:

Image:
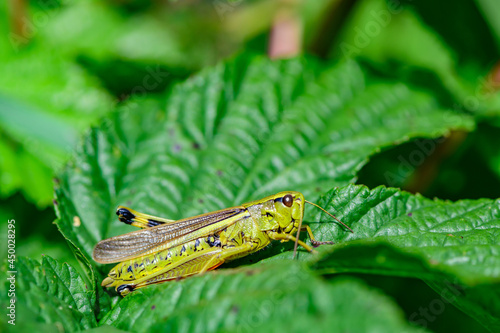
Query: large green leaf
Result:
<box><xmin>306</xmin><ymin>184</ymin><xmax>500</xmax><ymax>331</ymax></box>
<box><xmin>54</xmin><ymin>56</ymin><xmax>473</xmax><ymax>268</ymax></box>
<box><xmin>51</xmin><ymin>55</ymin><xmax>476</xmax><ymax>331</ymax></box>
<box><xmin>3</xmin><ymin>256</ymin><xmax>97</xmax><ymax>331</ymax></box>
<box><xmin>98</xmin><ymin>261</ymin><xmax>425</xmax><ymax>333</ymax></box>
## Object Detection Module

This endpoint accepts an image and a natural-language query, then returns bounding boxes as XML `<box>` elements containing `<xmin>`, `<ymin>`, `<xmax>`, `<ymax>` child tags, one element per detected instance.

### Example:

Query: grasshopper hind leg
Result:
<box><xmin>116</xmin><ymin>206</ymin><xmax>176</xmax><ymax>229</ymax></box>
<box><xmin>113</xmin><ymin>247</ymin><xmax>225</xmax><ymax>295</ymax></box>
<box><xmin>116</xmin><ymin>284</ymin><xmax>136</xmax><ymax>296</ymax></box>
<box><xmin>114</xmin><ymin>243</ymin><xmax>256</xmax><ymax>296</ymax></box>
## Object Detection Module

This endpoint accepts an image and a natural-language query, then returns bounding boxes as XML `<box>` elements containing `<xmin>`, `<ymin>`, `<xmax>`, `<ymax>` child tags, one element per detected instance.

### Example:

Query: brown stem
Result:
<box><xmin>8</xmin><ymin>0</ymin><xmax>29</xmax><ymax>48</ymax></box>
<box><xmin>268</xmin><ymin>0</ymin><xmax>301</xmax><ymax>59</ymax></box>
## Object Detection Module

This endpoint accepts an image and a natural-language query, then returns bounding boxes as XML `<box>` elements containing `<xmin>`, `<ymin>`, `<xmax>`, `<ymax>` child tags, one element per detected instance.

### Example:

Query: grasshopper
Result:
<box><xmin>93</xmin><ymin>191</ymin><xmax>353</xmax><ymax>296</ymax></box>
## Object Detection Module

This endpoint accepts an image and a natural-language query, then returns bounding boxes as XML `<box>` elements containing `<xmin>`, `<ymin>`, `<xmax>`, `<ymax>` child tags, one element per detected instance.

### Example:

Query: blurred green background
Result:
<box><xmin>1</xmin><ymin>0</ymin><xmax>500</xmax><ymax>332</ymax></box>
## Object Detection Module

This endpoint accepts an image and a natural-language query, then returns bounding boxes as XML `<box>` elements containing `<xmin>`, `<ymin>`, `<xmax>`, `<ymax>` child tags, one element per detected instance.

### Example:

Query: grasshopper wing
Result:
<box><xmin>93</xmin><ymin>207</ymin><xmax>248</xmax><ymax>264</ymax></box>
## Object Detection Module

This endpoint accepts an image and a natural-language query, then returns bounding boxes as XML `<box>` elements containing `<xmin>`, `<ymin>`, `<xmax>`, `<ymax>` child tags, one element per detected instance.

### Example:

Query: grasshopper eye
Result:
<box><xmin>283</xmin><ymin>194</ymin><xmax>293</xmax><ymax>207</ymax></box>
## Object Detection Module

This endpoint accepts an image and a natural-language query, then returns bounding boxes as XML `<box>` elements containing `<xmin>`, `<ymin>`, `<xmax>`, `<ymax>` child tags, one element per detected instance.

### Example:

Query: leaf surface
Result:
<box><xmin>100</xmin><ymin>261</ymin><xmax>426</xmax><ymax>333</ymax></box>
<box><xmin>307</xmin><ymin>185</ymin><xmax>500</xmax><ymax>331</ymax></box>
<box><xmin>9</xmin><ymin>256</ymin><xmax>97</xmax><ymax>331</ymax></box>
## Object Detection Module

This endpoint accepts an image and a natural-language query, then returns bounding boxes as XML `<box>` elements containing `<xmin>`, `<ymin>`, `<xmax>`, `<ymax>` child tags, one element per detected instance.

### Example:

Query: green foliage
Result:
<box><xmin>38</xmin><ymin>54</ymin><xmax>495</xmax><ymax>332</ymax></box>
<box><xmin>334</xmin><ymin>0</ymin><xmax>500</xmax><ymax>117</ymax></box>
<box><xmin>5</xmin><ymin>1</ymin><xmax>500</xmax><ymax>332</ymax></box>
<box><xmin>8</xmin><ymin>256</ymin><xmax>96</xmax><ymax>331</ymax></box>
<box><xmin>54</xmin><ymin>56</ymin><xmax>473</xmax><ymax>268</ymax></box>
<box><xmin>310</xmin><ymin>185</ymin><xmax>500</xmax><ymax>330</ymax></box>
<box><xmin>0</xmin><ymin>2</ymin><xmax>114</xmax><ymax>207</ymax></box>
<box><xmin>100</xmin><ymin>261</ymin><xmax>425</xmax><ymax>333</ymax></box>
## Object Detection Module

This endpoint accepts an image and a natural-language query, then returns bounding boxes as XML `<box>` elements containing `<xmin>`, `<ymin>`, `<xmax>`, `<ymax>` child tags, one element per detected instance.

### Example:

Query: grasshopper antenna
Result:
<box><xmin>305</xmin><ymin>200</ymin><xmax>353</xmax><ymax>233</ymax></box>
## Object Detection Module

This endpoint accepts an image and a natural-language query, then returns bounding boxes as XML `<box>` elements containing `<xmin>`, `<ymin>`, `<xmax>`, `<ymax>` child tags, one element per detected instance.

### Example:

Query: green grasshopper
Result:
<box><xmin>93</xmin><ymin>191</ymin><xmax>353</xmax><ymax>296</ymax></box>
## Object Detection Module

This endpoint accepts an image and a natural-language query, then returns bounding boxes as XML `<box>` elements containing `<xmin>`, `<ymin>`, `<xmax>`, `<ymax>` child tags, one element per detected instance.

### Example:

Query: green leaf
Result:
<box><xmin>308</xmin><ymin>184</ymin><xmax>500</xmax><ymax>331</ymax></box>
<box><xmin>52</xmin><ymin>55</ymin><xmax>476</xmax><ymax>330</ymax></box>
<box><xmin>55</xmin><ymin>55</ymin><xmax>473</xmax><ymax>269</ymax></box>
<box><xmin>98</xmin><ymin>261</ymin><xmax>425</xmax><ymax>333</ymax></box>
<box><xmin>11</xmin><ymin>256</ymin><xmax>97</xmax><ymax>331</ymax></box>
<box><xmin>311</xmin><ymin>184</ymin><xmax>500</xmax><ymax>282</ymax></box>
<box><xmin>85</xmin><ymin>326</ymin><xmax>133</xmax><ymax>333</ymax></box>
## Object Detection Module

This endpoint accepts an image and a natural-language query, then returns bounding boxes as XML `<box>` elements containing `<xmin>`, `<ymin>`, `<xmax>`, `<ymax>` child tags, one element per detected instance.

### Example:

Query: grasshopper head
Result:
<box><xmin>270</xmin><ymin>191</ymin><xmax>305</xmax><ymax>234</ymax></box>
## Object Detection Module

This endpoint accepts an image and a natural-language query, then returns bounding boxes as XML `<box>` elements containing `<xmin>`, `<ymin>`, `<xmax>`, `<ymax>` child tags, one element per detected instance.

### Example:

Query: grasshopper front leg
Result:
<box><xmin>301</xmin><ymin>225</ymin><xmax>334</xmax><ymax>247</ymax></box>
<box><xmin>267</xmin><ymin>231</ymin><xmax>316</xmax><ymax>253</ymax></box>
